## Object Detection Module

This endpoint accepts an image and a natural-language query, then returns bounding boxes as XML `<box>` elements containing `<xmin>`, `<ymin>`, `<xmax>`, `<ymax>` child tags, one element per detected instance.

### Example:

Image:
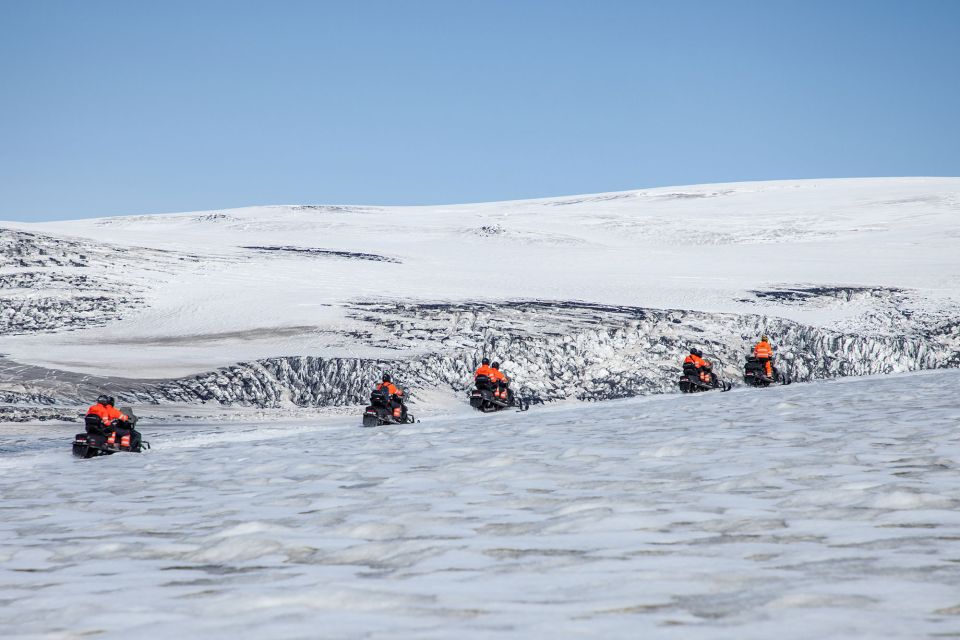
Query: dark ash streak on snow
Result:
<box><xmin>242</xmin><ymin>246</ymin><xmax>401</xmax><ymax>263</ymax></box>
<box><xmin>744</xmin><ymin>286</ymin><xmax>905</xmax><ymax>303</ymax></box>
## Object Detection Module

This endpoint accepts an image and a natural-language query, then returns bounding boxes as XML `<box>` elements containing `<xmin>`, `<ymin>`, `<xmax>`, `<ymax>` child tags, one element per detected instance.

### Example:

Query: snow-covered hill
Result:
<box><xmin>1</xmin><ymin>178</ymin><xmax>959</xmax><ymax>416</ymax></box>
<box><xmin>3</xmin><ymin>370</ymin><xmax>959</xmax><ymax>638</ymax></box>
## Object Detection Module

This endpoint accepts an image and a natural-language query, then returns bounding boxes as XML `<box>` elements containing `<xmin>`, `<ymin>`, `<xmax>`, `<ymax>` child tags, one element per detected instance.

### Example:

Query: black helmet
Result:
<box><xmin>97</xmin><ymin>394</ymin><xmax>110</xmax><ymax>405</ymax></box>
<box><xmin>382</xmin><ymin>373</ymin><xmax>392</xmax><ymax>382</ymax></box>
<box><xmin>491</xmin><ymin>361</ymin><xmax>500</xmax><ymax>369</ymax></box>
<box><xmin>107</xmin><ymin>396</ymin><xmax>115</xmax><ymax>406</ymax></box>
<box><xmin>481</xmin><ymin>357</ymin><xmax>490</xmax><ymax>365</ymax></box>
<box><xmin>691</xmin><ymin>348</ymin><xmax>703</xmax><ymax>358</ymax></box>
<box><xmin>689</xmin><ymin>348</ymin><xmax>698</xmax><ymax>355</ymax></box>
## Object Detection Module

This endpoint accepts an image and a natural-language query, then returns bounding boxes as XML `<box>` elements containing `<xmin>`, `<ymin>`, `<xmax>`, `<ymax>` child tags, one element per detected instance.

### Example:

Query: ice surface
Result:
<box><xmin>2</xmin><ymin>370</ymin><xmax>959</xmax><ymax>638</ymax></box>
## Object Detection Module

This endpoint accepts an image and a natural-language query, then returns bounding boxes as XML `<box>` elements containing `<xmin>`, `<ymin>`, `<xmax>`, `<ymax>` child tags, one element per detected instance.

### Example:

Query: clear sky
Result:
<box><xmin>2</xmin><ymin>0</ymin><xmax>959</xmax><ymax>221</ymax></box>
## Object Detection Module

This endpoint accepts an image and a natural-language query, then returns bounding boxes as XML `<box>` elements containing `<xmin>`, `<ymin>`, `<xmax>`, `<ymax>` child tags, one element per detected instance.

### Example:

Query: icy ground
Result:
<box><xmin>3</xmin><ymin>370</ymin><xmax>960</xmax><ymax>639</ymax></box>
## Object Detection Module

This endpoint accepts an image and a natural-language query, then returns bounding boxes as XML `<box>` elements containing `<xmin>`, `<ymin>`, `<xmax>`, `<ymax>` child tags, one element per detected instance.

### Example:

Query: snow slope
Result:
<box><xmin>2</xmin><ymin>370</ymin><xmax>960</xmax><ymax>639</ymax></box>
<box><xmin>1</xmin><ymin>177</ymin><xmax>959</xmax><ymax>412</ymax></box>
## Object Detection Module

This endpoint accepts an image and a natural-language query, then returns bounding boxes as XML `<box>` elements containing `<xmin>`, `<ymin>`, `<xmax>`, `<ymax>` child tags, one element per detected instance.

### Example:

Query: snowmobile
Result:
<box><xmin>743</xmin><ymin>356</ymin><xmax>792</xmax><ymax>387</ymax></box>
<box><xmin>469</xmin><ymin>375</ymin><xmax>531</xmax><ymax>412</ymax></box>
<box><xmin>678</xmin><ymin>363</ymin><xmax>732</xmax><ymax>393</ymax></box>
<box><xmin>362</xmin><ymin>388</ymin><xmax>417</xmax><ymax>427</ymax></box>
<box><xmin>72</xmin><ymin>407</ymin><xmax>150</xmax><ymax>458</ymax></box>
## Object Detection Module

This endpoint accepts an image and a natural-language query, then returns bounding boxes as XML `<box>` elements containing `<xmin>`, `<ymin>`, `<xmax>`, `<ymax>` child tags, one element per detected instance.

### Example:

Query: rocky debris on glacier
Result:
<box><xmin>739</xmin><ymin>286</ymin><xmax>960</xmax><ymax>338</ymax></box>
<box><xmin>0</xmin><ymin>294</ymin><xmax>143</xmax><ymax>334</ymax></box>
<box><xmin>0</xmin><ymin>228</ymin><xmax>212</xmax><ymax>335</ymax></box>
<box><xmin>2</xmin><ymin>297</ymin><xmax>957</xmax><ymax>417</ymax></box>
<box><xmin>0</xmin><ymin>271</ymin><xmax>102</xmax><ymax>290</ymax></box>
<box><xmin>0</xmin><ymin>406</ymin><xmax>81</xmax><ymax>423</ymax></box>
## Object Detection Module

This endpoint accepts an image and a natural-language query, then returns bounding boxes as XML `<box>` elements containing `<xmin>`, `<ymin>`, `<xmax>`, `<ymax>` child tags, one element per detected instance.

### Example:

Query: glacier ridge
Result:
<box><xmin>3</xmin><ymin>299</ymin><xmax>956</xmax><ymax>412</ymax></box>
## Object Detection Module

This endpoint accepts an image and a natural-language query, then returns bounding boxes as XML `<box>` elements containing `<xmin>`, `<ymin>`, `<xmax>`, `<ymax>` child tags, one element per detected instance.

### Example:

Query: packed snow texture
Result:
<box><xmin>2</xmin><ymin>370</ymin><xmax>960</xmax><ymax>639</ymax></box>
<box><xmin>1</xmin><ymin>178</ymin><xmax>959</xmax><ymax>414</ymax></box>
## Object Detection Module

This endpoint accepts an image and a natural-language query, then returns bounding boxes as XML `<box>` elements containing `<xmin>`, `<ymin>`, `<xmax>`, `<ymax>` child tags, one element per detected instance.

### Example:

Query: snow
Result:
<box><xmin>2</xmin><ymin>178</ymin><xmax>960</xmax><ymax>636</ymax></box>
<box><xmin>2</xmin><ymin>370</ymin><xmax>960</xmax><ymax>638</ymax></box>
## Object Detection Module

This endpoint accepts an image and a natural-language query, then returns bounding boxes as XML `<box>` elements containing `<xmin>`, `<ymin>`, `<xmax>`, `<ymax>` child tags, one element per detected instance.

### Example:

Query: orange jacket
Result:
<box><xmin>753</xmin><ymin>341</ymin><xmax>773</xmax><ymax>359</ymax></box>
<box><xmin>375</xmin><ymin>382</ymin><xmax>402</xmax><ymax>397</ymax></box>
<box><xmin>86</xmin><ymin>403</ymin><xmax>128</xmax><ymax>426</ymax></box>
<box><xmin>683</xmin><ymin>354</ymin><xmax>709</xmax><ymax>369</ymax></box>
<box><xmin>490</xmin><ymin>368</ymin><xmax>508</xmax><ymax>383</ymax></box>
<box><xmin>474</xmin><ymin>365</ymin><xmax>497</xmax><ymax>380</ymax></box>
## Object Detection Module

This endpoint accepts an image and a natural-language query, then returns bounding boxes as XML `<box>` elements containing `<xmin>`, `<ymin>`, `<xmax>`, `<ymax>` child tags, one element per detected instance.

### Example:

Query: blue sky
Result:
<box><xmin>2</xmin><ymin>0</ymin><xmax>958</xmax><ymax>220</ymax></box>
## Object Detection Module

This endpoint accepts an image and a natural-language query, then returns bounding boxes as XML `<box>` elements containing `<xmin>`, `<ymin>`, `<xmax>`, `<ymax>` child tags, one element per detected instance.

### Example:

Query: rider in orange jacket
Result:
<box><xmin>490</xmin><ymin>361</ymin><xmax>510</xmax><ymax>400</ymax></box>
<box><xmin>683</xmin><ymin>348</ymin><xmax>715</xmax><ymax>385</ymax></box>
<box><xmin>374</xmin><ymin>373</ymin><xmax>405</xmax><ymax>419</ymax></box>
<box><xmin>86</xmin><ymin>395</ymin><xmax>128</xmax><ymax>427</ymax></box>
<box><xmin>683</xmin><ymin>349</ymin><xmax>707</xmax><ymax>369</ymax></box>
<box><xmin>474</xmin><ymin>358</ymin><xmax>497</xmax><ymax>384</ymax></box>
<box><xmin>752</xmin><ymin>335</ymin><xmax>774</xmax><ymax>377</ymax></box>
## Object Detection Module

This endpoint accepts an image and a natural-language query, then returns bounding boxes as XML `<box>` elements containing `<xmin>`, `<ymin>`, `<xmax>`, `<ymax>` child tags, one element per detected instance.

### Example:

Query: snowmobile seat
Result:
<box><xmin>475</xmin><ymin>375</ymin><xmax>494</xmax><ymax>390</ymax></box>
<box><xmin>682</xmin><ymin>362</ymin><xmax>698</xmax><ymax>376</ymax></box>
<box><xmin>370</xmin><ymin>388</ymin><xmax>392</xmax><ymax>407</ymax></box>
<box><xmin>84</xmin><ymin>414</ymin><xmax>107</xmax><ymax>435</ymax></box>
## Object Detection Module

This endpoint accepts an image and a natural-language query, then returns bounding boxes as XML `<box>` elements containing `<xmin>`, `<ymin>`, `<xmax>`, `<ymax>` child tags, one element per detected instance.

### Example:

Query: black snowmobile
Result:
<box><xmin>362</xmin><ymin>388</ymin><xmax>416</xmax><ymax>427</ymax></box>
<box><xmin>743</xmin><ymin>357</ymin><xmax>792</xmax><ymax>387</ymax></box>
<box><xmin>678</xmin><ymin>362</ymin><xmax>732</xmax><ymax>393</ymax></box>
<box><xmin>469</xmin><ymin>375</ymin><xmax>531</xmax><ymax>412</ymax></box>
<box><xmin>73</xmin><ymin>407</ymin><xmax>149</xmax><ymax>458</ymax></box>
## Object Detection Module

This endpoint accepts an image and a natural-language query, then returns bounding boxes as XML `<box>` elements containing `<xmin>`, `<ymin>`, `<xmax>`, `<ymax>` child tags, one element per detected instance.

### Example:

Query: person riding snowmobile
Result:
<box><xmin>84</xmin><ymin>395</ymin><xmax>141</xmax><ymax>450</ymax></box>
<box><xmin>373</xmin><ymin>373</ymin><xmax>405</xmax><ymax>420</ymax></box>
<box><xmin>683</xmin><ymin>349</ymin><xmax>717</xmax><ymax>386</ymax></box>
<box><xmin>86</xmin><ymin>395</ymin><xmax>129</xmax><ymax>427</ymax></box>
<box><xmin>474</xmin><ymin>358</ymin><xmax>496</xmax><ymax>382</ymax></box>
<box><xmin>752</xmin><ymin>335</ymin><xmax>775</xmax><ymax>377</ymax></box>
<box><xmin>683</xmin><ymin>349</ymin><xmax>706</xmax><ymax>370</ymax></box>
<box><xmin>490</xmin><ymin>361</ymin><xmax>510</xmax><ymax>400</ymax></box>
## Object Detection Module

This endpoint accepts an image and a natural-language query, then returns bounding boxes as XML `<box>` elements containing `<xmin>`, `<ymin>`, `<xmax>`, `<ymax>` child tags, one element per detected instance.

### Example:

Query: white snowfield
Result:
<box><xmin>2</xmin><ymin>370</ymin><xmax>960</xmax><ymax>639</ymax></box>
<box><xmin>2</xmin><ymin>177</ymin><xmax>959</xmax><ymax>380</ymax></box>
